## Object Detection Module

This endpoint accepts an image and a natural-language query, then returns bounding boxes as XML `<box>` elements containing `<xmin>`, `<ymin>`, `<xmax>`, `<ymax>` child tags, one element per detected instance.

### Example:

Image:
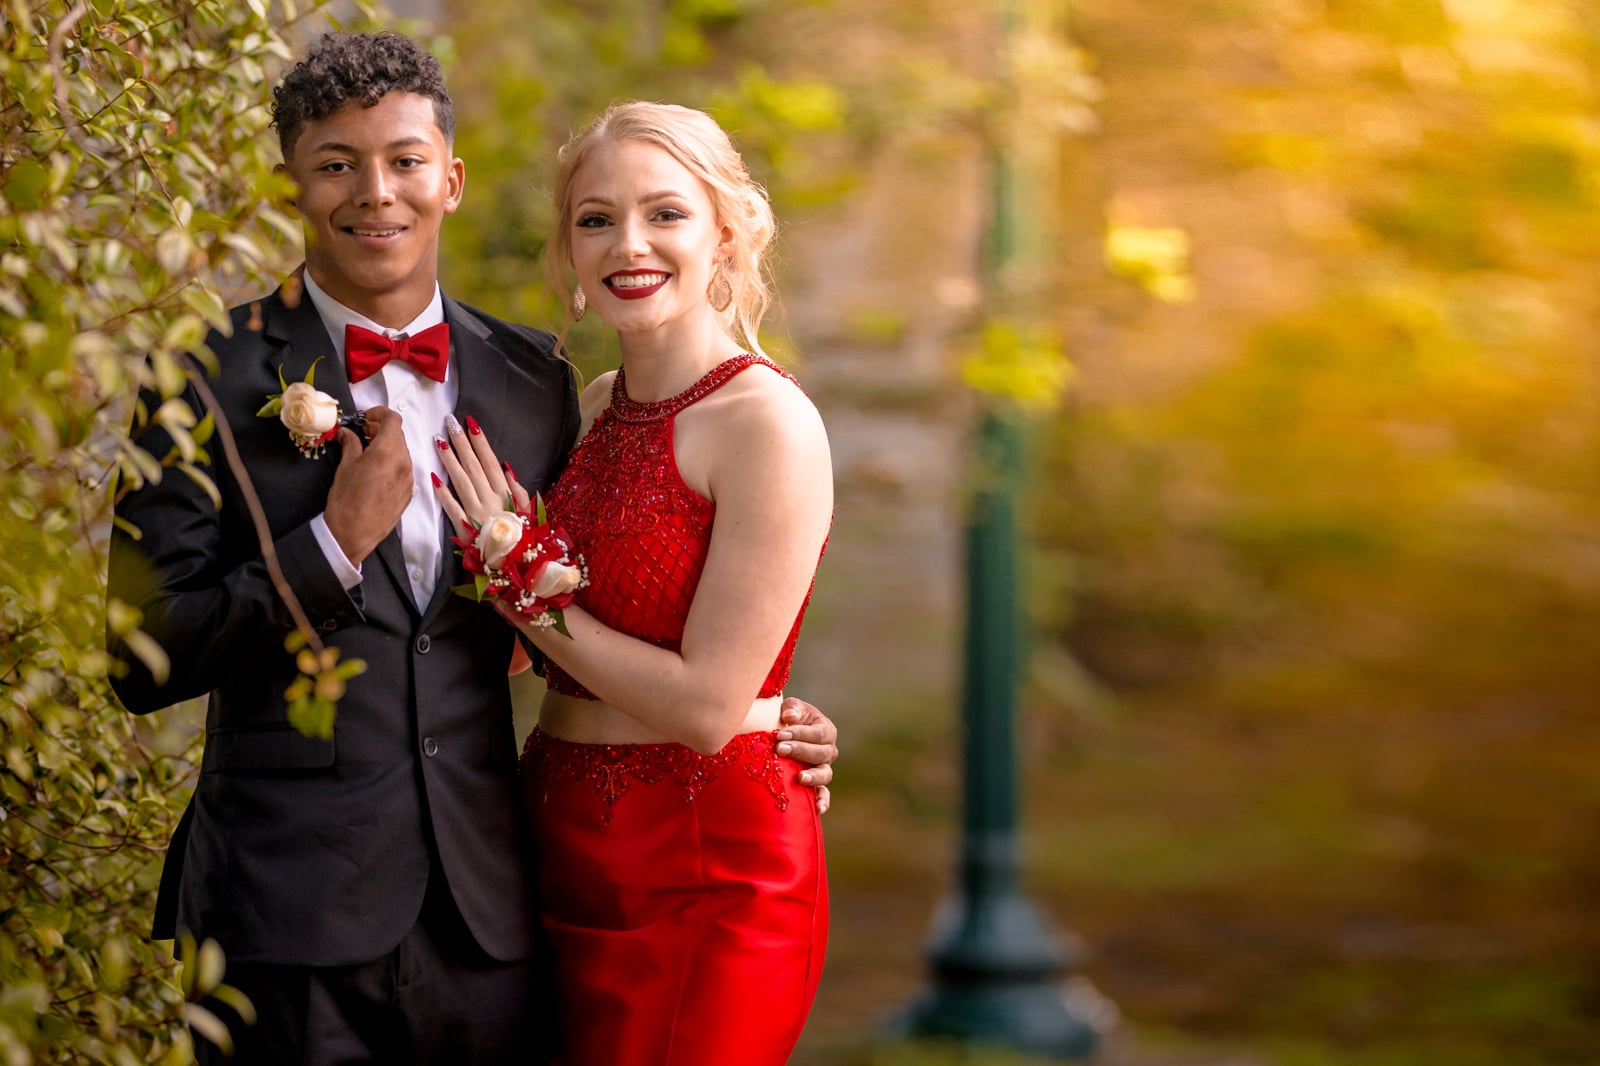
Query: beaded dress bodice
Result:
<box><xmin>542</xmin><ymin>354</ymin><xmax>819</xmax><ymax>701</ymax></box>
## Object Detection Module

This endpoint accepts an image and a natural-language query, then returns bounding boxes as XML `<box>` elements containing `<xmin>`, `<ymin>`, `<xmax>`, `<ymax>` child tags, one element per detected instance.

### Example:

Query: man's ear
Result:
<box><xmin>443</xmin><ymin>156</ymin><xmax>466</xmax><ymax>215</ymax></box>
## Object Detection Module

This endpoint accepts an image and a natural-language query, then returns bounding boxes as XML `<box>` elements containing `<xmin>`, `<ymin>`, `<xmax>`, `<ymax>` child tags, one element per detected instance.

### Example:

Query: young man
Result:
<box><xmin>107</xmin><ymin>32</ymin><xmax>838</xmax><ymax>1064</ymax></box>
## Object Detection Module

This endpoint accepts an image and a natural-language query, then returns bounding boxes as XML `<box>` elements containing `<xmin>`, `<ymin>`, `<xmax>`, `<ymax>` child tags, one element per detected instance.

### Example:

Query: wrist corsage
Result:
<box><xmin>453</xmin><ymin>495</ymin><xmax>588</xmax><ymax>637</ymax></box>
<box><xmin>257</xmin><ymin>360</ymin><xmax>359</xmax><ymax>458</ymax></box>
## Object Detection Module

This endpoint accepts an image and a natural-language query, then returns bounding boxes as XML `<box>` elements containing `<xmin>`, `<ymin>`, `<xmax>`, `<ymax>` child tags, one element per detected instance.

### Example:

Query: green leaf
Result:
<box><xmin>256</xmin><ymin>396</ymin><xmax>283</xmax><ymax>418</ymax></box>
<box><xmin>181</xmin><ymin>285</ymin><xmax>231</xmax><ymax>333</ymax></box>
<box><xmin>3</xmin><ymin>159</ymin><xmax>49</xmax><ymax>211</ymax></box>
<box><xmin>181</xmin><ymin>1003</ymin><xmax>233</xmax><ymax>1055</ymax></box>
<box><xmin>177</xmin><ymin>462</ymin><xmax>221</xmax><ymax>509</ymax></box>
<box><xmin>193</xmin><ymin>939</ymin><xmax>225</xmax><ymax>995</ymax></box>
<box><xmin>286</xmin><ymin>696</ymin><xmax>335</xmax><ymax>740</ymax></box>
<box><xmin>209</xmin><ymin>983</ymin><xmax>257</xmax><ymax>1026</ymax></box>
<box><xmin>334</xmin><ymin>658</ymin><xmax>367</xmax><ymax>680</ymax></box>
<box><xmin>550</xmin><ymin>611</ymin><xmax>573</xmax><ymax>639</ymax></box>
<box><xmin>121</xmin><ymin>630</ymin><xmax>170</xmax><ymax>685</ymax></box>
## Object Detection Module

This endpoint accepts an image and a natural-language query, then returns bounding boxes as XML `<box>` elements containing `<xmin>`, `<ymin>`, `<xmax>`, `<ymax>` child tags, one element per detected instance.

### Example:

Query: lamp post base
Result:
<box><xmin>892</xmin><ymin>978</ymin><xmax>1100</xmax><ymax>1060</ymax></box>
<box><xmin>889</xmin><ymin>891</ymin><xmax>1102</xmax><ymax>1060</ymax></box>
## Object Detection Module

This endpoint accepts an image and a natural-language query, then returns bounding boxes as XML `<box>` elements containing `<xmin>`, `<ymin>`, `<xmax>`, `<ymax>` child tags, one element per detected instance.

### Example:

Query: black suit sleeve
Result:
<box><xmin>106</xmin><ymin>375</ymin><xmax>364</xmax><ymax>715</ymax></box>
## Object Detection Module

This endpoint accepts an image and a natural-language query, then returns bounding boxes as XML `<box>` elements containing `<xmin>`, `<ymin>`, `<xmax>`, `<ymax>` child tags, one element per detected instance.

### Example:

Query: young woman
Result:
<box><xmin>436</xmin><ymin>102</ymin><xmax>832</xmax><ymax>1064</ymax></box>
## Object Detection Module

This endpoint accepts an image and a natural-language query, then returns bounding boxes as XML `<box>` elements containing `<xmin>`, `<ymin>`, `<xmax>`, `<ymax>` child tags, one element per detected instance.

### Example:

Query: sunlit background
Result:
<box><xmin>5</xmin><ymin>0</ymin><xmax>1597</xmax><ymax>1062</ymax></box>
<box><xmin>391</xmin><ymin>0</ymin><xmax>1600</xmax><ymax>1062</ymax></box>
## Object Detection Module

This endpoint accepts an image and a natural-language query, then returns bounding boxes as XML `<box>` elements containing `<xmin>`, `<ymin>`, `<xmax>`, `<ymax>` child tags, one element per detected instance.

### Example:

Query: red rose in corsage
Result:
<box><xmin>453</xmin><ymin>495</ymin><xmax>588</xmax><ymax>637</ymax></box>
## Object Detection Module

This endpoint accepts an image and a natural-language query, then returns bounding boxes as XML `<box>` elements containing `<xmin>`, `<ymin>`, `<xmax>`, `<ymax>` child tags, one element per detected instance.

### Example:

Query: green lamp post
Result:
<box><xmin>894</xmin><ymin>403</ymin><xmax>1097</xmax><ymax>1059</ymax></box>
<box><xmin>893</xmin><ymin>1</ymin><xmax>1100</xmax><ymax>1058</ymax></box>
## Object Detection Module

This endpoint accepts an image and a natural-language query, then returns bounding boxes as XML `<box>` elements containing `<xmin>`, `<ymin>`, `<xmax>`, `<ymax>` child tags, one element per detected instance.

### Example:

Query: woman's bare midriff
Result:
<box><xmin>538</xmin><ymin>690</ymin><xmax>784</xmax><ymax>747</ymax></box>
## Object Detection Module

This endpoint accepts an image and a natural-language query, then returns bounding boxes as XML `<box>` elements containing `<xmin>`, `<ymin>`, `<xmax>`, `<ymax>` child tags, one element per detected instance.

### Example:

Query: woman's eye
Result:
<box><xmin>576</xmin><ymin>214</ymin><xmax>610</xmax><ymax>228</ymax></box>
<box><xmin>655</xmin><ymin>209</ymin><xmax>689</xmax><ymax>222</ymax></box>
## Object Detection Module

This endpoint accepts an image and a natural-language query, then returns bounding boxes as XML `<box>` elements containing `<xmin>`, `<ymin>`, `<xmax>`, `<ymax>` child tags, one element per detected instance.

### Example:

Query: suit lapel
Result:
<box><xmin>262</xmin><ymin>286</ymin><xmax>414</xmax><ymax>615</ymax></box>
<box><xmin>263</xmin><ymin>288</ymin><xmax>354</xmax><ymax>417</ymax></box>
<box><xmin>419</xmin><ymin>297</ymin><xmax>509</xmax><ymax>631</ymax></box>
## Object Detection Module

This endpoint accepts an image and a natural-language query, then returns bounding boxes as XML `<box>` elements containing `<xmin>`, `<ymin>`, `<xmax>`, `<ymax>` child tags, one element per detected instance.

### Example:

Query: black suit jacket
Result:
<box><xmin>108</xmin><ymin>285</ymin><xmax>579</xmax><ymax>967</ymax></box>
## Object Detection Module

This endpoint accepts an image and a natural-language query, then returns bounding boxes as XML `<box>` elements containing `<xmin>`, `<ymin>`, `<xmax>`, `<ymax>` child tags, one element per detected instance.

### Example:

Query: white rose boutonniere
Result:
<box><xmin>280</xmin><ymin>381</ymin><xmax>340</xmax><ymax>439</ymax></box>
<box><xmin>257</xmin><ymin>359</ymin><xmax>349</xmax><ymax>458</ymax></box>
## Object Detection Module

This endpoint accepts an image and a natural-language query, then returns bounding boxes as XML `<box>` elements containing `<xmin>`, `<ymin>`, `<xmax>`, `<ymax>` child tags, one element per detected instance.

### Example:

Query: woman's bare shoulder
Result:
<box><xmin>579</xmin><ymin>371</ymin><xmax>617</xmax><ymax>423</ymax></box>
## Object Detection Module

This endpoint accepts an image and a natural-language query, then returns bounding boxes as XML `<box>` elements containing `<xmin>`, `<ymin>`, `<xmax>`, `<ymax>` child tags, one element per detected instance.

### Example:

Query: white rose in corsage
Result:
<box><xmin>529</xmin><ymin>558</ymin><xmax>585</xmax><ymax>599</ymax></box>
<box><xmin>453</xmin><ymin>494</ymin><xmax>589</xmax><ymax>637</ymax></box>
<box><xmin>257</xmin><ymin>359</ymin><xmax>350</xmax><ymax>458</ymax></box>
<box><xmin>474</xmin><ymin>511</ymin><xmax>527</xmax><ymax>569</ymax></box>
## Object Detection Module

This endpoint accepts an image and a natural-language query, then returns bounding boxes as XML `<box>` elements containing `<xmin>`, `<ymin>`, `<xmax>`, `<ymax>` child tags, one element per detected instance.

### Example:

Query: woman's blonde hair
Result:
<box><xmin>548</xmin><ymin>101</ymin><xmax>777</xmax><ymax>357</ymax></box>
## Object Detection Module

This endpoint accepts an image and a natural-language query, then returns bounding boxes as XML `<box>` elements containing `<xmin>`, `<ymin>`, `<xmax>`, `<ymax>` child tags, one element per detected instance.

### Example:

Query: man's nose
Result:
<box><xmin>353</xmin><ymin>162</ymin><xmax>396</xmax><ymax>207</ymax></box>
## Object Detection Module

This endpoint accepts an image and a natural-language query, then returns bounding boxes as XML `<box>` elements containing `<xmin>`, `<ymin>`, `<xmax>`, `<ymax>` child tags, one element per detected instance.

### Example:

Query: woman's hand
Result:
<box><xmin>433</xmin><ymin>414</ymin><xmax>530</xmax><ymax>540</ymax></box>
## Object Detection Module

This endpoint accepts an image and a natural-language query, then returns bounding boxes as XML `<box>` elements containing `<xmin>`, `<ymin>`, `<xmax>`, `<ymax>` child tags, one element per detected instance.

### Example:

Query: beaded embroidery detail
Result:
<box><xmin>522</xmin><ymin>728</ymin><xmax>791</xmax><ymax>826</ymax></box>
<box><xmin>542</xmin><ymin>354</ymin><xmax>810</xmax><ymax>700</ymax></box>
<box><xmin>607</xmin><ymin>354</ymin><xmax>794</xmax><ymax>423</ymax></box>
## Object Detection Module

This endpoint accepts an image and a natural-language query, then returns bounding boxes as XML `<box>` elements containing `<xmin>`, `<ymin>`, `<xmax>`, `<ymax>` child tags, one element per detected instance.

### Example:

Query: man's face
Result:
<box><xmin>283</xmin><ymin>91</ymin><xmax>464</xmax><ymax>323</ymax></box>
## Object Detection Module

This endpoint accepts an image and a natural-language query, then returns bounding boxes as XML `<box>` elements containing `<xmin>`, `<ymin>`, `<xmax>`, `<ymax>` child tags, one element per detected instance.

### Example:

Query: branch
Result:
<box><xmin>0</xmin><ymin>804</ymin><xmax>161</xmax><ymax>853</ymax></box>
<box><xmin>183</xmin><ymin>369</ymin><xmax>325</xmax><ymax>657</ymax></box>
<box><xmin>46</xmin><ymin>1</ymin><xmax>90</xmax><ymax>152</ymax></box>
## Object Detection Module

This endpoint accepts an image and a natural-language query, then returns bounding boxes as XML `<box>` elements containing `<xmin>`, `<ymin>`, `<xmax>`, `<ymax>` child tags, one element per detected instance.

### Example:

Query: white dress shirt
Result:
<box><xmin>302</xmin><ymin>271</ymin><xmax>457</xmax><ymax>609</ymax></box>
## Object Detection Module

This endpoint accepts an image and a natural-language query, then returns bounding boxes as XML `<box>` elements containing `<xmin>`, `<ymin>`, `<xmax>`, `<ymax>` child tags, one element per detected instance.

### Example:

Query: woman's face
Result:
<box><xmin>567</xmin><ymin>139</ymin><xmax>733</xmax><ymax>338</ymax></box>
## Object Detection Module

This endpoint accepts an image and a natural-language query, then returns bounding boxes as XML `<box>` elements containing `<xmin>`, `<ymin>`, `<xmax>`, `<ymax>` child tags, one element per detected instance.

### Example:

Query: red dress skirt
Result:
<box><xmin>522</xmin><ymin>728</ymin><xmax>828</xmax><ymax>1065</ymax></box>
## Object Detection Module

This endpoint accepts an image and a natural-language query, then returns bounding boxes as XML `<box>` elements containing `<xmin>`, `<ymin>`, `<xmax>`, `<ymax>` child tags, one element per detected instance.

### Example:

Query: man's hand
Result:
<box><xmin>777</xmin><ymin>697</ymin><xmax>838</xmax><ymax>815</ymax></box>
<box><xmin>323</xmin><ymin>405</ymin><xmax>413</xmax><ymax>565</ymax></box>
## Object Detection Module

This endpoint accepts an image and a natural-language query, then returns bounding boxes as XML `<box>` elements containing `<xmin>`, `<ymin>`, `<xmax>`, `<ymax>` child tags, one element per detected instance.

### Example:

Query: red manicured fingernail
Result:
<box><xmin>502</xmin><ymin>460</ymin><xmax>516</xmax><ymax>480</ymax></box>
<box><xmin>430</xmin><ymin>472</ymin><xmax>443</xmax><ymax>488</ymax></box>
<box><xmin>466</xmin><ymin>415</ymin><xmax>482</xmax><ymax>435</ymax></box>
<box><xmin>435</xmin><ymin>438</ymin><xmax>449</xmax><ymax>452</ymax></box>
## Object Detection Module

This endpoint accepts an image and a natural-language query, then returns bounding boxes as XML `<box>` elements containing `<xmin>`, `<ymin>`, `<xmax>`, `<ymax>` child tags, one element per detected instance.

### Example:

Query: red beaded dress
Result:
<box><xmin>522</xmin><ymin>354</ymin><xmax>828</xmax><ymax>1066</ymax></box>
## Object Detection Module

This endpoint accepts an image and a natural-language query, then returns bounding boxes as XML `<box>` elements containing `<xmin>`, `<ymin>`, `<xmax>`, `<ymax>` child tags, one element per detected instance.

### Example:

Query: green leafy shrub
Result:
<box><xmin>0</xmin><ymin>2</ymin><xmax>342</xmax><ymax>1060</ymax></box>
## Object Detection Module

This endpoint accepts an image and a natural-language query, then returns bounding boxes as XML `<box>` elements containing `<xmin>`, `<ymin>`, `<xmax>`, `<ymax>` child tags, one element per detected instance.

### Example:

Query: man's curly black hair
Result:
<box><xmin>271</xmin><ymin>31</ymin><xmax>455</xmax><ymax>159</ymax></box>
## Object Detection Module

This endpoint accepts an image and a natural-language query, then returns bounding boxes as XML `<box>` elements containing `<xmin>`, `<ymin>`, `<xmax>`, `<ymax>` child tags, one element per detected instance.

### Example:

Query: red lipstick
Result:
<box><xmin>604</xmin><ymin>269</ymin><xmax>669</xmax><ymax>301</ymax></box>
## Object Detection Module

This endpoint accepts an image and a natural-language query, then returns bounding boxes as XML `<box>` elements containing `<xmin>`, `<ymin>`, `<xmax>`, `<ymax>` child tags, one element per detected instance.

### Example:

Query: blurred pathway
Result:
<box><xmin>783</xmin><ymin>140</ymin><xmax>984</xmax><ymax>726</ymax></box>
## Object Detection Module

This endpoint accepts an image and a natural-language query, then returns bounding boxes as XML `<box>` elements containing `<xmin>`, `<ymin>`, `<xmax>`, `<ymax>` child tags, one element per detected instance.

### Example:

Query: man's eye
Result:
<box><xmin>320</xmin><ymin>161</ymin><xmax>352</xmax><ymax>173</ymax></box>
<box><xmin>395</xmin><ymin>157</ymin><xmax>424</xmax><ymax>168</ymax></box>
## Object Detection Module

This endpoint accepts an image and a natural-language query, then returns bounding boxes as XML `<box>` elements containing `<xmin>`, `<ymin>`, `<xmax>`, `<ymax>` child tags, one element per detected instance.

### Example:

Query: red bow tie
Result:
<box><xmin>345</xmin><ymin>322</ymin><xmax>450</xmax><ymax>384</ymax></box>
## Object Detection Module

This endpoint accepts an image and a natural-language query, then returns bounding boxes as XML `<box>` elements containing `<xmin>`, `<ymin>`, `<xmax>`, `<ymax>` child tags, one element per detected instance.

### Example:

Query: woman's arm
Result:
<box><xmin>440</xmin><ymin>374</ymin><xmax>832</xmax><ymax>754</ymax></box>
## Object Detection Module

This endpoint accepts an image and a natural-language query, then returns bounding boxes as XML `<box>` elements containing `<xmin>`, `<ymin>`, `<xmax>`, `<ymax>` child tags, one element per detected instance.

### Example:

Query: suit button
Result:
<box><xmin>320</xmin><ymin>619</ymin><xmax>337</xmax><ymax>633</ymax></box>
<box><xmin>422</xmin><ymin>736</ymin><xmax>439</xmax><ymax>757</ymax></box>
<box><xmin>416</xmin><ymin>634</ymin><xmax>431</xmax><ymax>654</ymax></box>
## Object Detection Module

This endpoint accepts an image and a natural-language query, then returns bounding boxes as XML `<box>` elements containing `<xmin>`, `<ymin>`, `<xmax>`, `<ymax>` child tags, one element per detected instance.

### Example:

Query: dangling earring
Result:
<box><xmin>706</xmin><ymin>263</ymin><xmax>733</xmax><ymax>312</ymax></box>
<box><xmin>571</xmin><ymin>285</ymin><xmax>587</xmax><ymax>322</ymax></box>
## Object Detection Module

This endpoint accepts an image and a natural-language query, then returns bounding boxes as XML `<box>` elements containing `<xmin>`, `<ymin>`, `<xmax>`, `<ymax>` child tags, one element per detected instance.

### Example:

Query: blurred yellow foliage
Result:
<box><xmin>1104</xmin><ymin>224</ymin><xmax>1196</xmax><ymax>303</ymax></box>
<box><xmin>961</xmin><ymin>318</ymin><xmax>1075</xmax><ymax>412</ymax></box>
